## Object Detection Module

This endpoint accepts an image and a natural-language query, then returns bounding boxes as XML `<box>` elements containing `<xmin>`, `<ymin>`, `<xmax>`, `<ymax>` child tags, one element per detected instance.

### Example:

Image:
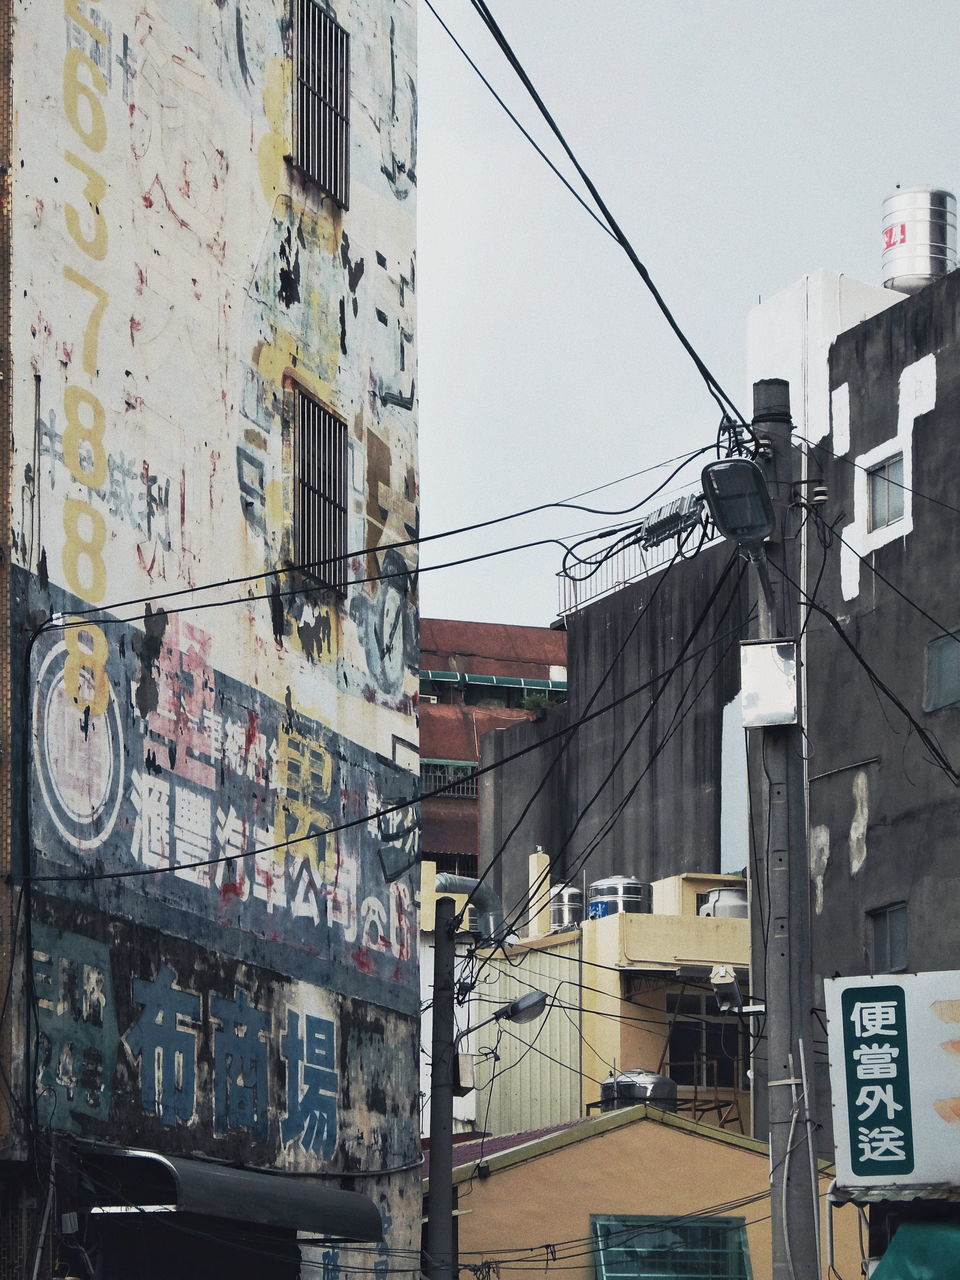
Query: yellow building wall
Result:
<box><xmin>452</xmin><ymin>1108</ymin><xmax>863</xmax><ymax>1280</ymax></box>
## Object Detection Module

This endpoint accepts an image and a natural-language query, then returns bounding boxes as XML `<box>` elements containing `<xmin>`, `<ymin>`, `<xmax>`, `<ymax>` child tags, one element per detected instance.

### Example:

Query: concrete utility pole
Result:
<box><xmin>425</xmin><ymin>895</ymin><xmax>458</xmax><ymax>1280</ymax></box>
<box><xmin>752</xmin><ymin>379</ymin><xmax>820</xmax><ymax>1280</ymax></box>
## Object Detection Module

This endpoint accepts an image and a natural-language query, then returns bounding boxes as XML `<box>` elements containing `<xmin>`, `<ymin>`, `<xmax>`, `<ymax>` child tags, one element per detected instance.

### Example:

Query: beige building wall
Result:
<box><xmin>451</xmin><ymin>1107</ymin><xmax>863</xmax><ymax>1280</ymax></box>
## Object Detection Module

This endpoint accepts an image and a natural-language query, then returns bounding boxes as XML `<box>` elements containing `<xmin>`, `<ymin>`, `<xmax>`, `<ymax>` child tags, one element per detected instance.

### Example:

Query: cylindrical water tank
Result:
<box><xmin>882</xmin><ymin>188</ymin><xmax>957</xmax><ymax>294</ymax></box>
<box><xmin>587</xmin><ymin>875</ymin><xmax>652</xmax><ymax>919</ymax></box>
<box><xmin>600</xmin><ymin>1070</ymin><xmax>678</xmax><ymax>1113</ymax></box>
<box><xmin>698</xmin><ymin>887</ymin><xmax>749</xmax><ymax>918</ymax></box>
<box><xmin>550</xmin><ymin>885</ymin><xmax>583</xmax><ymax>931</ymax></box>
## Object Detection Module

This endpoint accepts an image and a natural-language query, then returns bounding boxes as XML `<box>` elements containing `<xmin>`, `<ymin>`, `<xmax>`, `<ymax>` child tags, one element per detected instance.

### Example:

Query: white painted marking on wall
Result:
<box><xmin>840</xmin><ymin>353</ymin><xmax>936</xmax><ymax>601</ymax></box>
<box><xmin>831</xmin><ymin>382</ymin><xmax>850</xmax><ymax>456</ymax></box>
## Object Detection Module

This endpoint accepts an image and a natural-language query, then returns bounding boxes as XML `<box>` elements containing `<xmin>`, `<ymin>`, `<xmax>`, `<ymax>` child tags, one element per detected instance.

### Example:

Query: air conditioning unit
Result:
<box><xmin>420</xmin><ymin>694</ymin><xmax>439</xmax><ymax>704</ymax></box>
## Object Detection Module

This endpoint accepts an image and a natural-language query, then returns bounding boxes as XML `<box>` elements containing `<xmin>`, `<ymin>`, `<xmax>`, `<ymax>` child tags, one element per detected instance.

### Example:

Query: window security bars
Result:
<box><xmin>294</xmin><ymin>0</ymin><xmax>350</xmax><ymax>206</ymax></box>
<box><xmin>294</xmin><ymin>391</ymin><xmax>348</xmax><ymax>594</ymax></box>
<box><xmin>592</xmin><ymin>1214</ymin><xmax>752</xmax><ymax>1280</ymax></box>
<box><xmin>420</xmin><ymin>762</ymin><xmax>479</xmax><ymax>798</ymax></box>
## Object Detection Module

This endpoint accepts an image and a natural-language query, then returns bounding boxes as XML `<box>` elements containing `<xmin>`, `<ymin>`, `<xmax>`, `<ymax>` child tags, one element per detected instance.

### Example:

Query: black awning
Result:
<box><xmin>77</xmin><ymin>1146</ymin><xmax>383</xmax><ymax>1241</ymax></box>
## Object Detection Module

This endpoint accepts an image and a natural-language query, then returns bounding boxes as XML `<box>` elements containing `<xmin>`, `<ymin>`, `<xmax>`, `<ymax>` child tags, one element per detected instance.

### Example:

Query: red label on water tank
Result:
<box><xmin>883</xmin><ymin>223</ymin><xmax>907</xmax><ymax>250</ymax></box>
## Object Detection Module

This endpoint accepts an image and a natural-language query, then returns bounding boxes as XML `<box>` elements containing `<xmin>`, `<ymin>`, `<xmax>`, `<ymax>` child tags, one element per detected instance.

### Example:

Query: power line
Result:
<box><xmin>30</xmin><ymin>618</ymin><xmax>745</xmax><ymax>885</ymax></box>
<box><xmin>462</xmin><ymin>530</ymin><xmax>706</xmax><ymax>926</ymax></box>
<box><xmin>485</xmin><ymin>550</ymin><xmax>745</xmax><ymax>940</ymax></box>
<box><xmin>465</xmin><ymin>0</ymin><xmax>747</xmax><ymax>428</ymax></box>
<box><xmin>422</xmin><ymin>0</ymin><xmax>614</xmax><ymax>240</ymax></box>
<box><xmin>50</xmin><ymin>446</ymin><xmax>713</xmax><ymax>630</ymax></box>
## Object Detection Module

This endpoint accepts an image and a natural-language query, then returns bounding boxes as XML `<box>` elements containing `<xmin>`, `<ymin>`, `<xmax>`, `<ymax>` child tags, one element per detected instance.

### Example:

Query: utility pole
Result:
<box><xmin>751</xmin><ymin>379</ymin><xmax>820</xmax><ymax>1280</ymax></box>
<box><xmin>424</xmin><ymin>886</ymin><xmax>547</xmax><ymax>1280</ymax></box>
<box><xmin>425</xmin><ymin>894</ymin><xmax>457</xmax><ymax>1280</ymax></box>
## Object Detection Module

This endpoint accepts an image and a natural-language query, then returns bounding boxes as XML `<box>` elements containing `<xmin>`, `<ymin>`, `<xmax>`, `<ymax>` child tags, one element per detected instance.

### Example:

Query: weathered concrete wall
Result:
<box><xmin>795</xmin><ymin>269</ymin><xmax>960</xmax><ymax>1153</ymax></box>
<box><xmin>7</xmin><ymin>0</ymin><xmax>419</xmax><ymax>1260</ymax></box>
<box><xmin>481</xmin><ymin>546</ymin><xmax>746</xmax><ymax>918</ymax></box>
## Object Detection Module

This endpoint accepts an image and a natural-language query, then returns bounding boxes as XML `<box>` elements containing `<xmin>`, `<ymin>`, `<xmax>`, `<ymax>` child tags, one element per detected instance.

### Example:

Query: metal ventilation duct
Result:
<box><xmin>882</xmin><ymin>187</ymin><xmax>957</xmax><ymax>294</ymax></box>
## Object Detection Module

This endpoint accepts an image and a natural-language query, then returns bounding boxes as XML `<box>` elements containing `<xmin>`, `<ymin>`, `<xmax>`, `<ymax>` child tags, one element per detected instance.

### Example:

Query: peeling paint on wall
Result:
<box><xmin>10</xmin><ymin>0</ymin><xmax>420</xmax><ymax>1256</ymax></box>
<box><xmin>849</xmin><ymin>769</ymin><xmax>869</xmax><ymax>875</ymax></box>
<box><xmin>810</xmin><ymin>823</ymin><xmax>830</xmax><ymax>915</ymax></box>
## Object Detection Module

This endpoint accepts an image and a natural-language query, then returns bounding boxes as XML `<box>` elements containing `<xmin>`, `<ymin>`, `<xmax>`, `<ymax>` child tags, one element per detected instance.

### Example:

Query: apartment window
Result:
<box><xmin>293</xmin><ymin>389</ymin><xmax>348</xmax><ymax>593</ymax></box>
<box><xmin>592</xmin><ymin>1214</ymin><xmax>752</xmax><ymax>1280</ymax></box>
<box><xmin>666</xmin><ymin>992</ymin><xmax>747</xmax><ymax>1091</ymax></box>
<box><xmin>293</xmin><ymin>0</ymin><xmax>350</xmax><ymax>206</ymax></box>
<box><xmin>925</xmin><ymin>632</ymin><xmax>960</xmax><ymax>711</ymax></box>
<box><xmin>867</xmin><ymin>454</ymin><xmax>904</xmax><ymax>531</ymax></box>
<box><xmin>420</xmin><ymin>761</ymin><xmax>478</xmax><ymax>799</ymax></box>
<box><xmin>870</xmin><ymin>902</ymin><xmax>907</xmax><ymax>973</ymax></box>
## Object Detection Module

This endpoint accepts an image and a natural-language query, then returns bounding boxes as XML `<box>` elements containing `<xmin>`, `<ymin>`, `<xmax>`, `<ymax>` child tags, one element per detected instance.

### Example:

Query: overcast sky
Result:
<box><xmin>415</xmin><ymin>1</ymin><xmax>960</xmax><ymax>629</ymax></box>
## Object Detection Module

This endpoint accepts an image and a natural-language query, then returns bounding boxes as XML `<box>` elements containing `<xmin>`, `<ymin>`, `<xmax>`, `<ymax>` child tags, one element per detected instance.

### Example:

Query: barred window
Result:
<box><xmin>294</xmin><ymin>389</ymin><xmax>348</xmax><ymax>594</ymax></box>
<box><xmin>592</xmin><ymin>1214</ymin><xmax>752</xmax><ymax>1280</ymax></box>
<box><xmin>293</xmin><ymin>0</ymin><xmax>350</xmax><ymax>207</ymax></box>
<box><xmin>420</xmin><ymin>761</ymin><xmax>478</xmax><ymax>798</ymax></box>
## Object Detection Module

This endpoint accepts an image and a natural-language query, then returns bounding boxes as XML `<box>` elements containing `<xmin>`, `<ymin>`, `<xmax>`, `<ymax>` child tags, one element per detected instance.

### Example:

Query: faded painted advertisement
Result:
<box><xmin>7</xmin><ymin>0</ymin><xmax>420</xmax><ymax>1254</ymax></box>
<box><xmin>23</xmin><ymin>569</ymin><xmax>419</xmax><ymax>1010</ymax></box>
<box><xmin>31</xmin><ymin>896</ymin><xmax>418</xmax><ymax>1176</ymax></box>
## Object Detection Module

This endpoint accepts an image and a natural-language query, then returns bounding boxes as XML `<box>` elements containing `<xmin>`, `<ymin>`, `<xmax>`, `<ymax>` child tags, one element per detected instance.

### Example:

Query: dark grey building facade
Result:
<box><xmin>480</xmin><ymin>545</ymin><xmax>747</xmax><ymax>924</ymax></box>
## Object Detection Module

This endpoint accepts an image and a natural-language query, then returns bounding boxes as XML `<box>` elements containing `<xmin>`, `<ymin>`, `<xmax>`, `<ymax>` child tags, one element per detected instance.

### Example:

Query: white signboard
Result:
<box><xmin>825</xmin><ymin>971</ymin><xmax>960</xmax><ymax>1191</ymax></box>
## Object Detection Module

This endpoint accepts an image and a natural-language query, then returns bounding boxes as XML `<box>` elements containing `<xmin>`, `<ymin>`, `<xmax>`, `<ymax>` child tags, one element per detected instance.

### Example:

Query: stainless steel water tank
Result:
<box><xmin>882</xmin><ymin>188</ymin><xmax>957</xmax><ymax>294</ymax></box>
<box><xmin>587</xmin><ymin>875</ymin><xmax>652</xmax><ymax>919</ymax></box>
<box><xmin>698</xmin><ymin>887</ymin><xmax>748</xmax><ymax>918</ymax></box>
<box><xmin>600</xmin><ymin>1069</ymin><xmax>678</xmax><ymax>1113</ymax></box>
<box><xmin>550</xmin><ymin>884</ymin><xmax>583</xmax><ymax>931</ymax></box>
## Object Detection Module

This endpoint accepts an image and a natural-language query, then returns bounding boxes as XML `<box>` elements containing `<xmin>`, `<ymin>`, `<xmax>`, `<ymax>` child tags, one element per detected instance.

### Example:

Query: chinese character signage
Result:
<box><xmin>30</xmin><ymin>900</ymin><xmax>417</xmax><ymax>1174</ymax></box>
<box><xmin>825</xmin><ymin>972</ymin><xmax>960</xmax><ymax>1191</ymax></box>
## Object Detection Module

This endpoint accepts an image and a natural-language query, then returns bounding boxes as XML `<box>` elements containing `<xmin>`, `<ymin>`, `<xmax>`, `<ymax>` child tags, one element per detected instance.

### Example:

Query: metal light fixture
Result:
<box><xmin>701</xmin><ymin>458</ymin><xmax>775</xmax><ymax>548</ymax></box>
<box><xmin>494</xmin><ymin>990</ymin><xmax>548</xmax><ymax>1025</ymax></box>
<box><xmin>455</xmin><ymin>989</ymin><xmax>550</xmax><ymax>1046</ymax></box>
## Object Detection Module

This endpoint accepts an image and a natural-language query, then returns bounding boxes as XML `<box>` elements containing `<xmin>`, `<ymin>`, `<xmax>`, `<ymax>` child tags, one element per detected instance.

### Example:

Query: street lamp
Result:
<box><xmin>425</xmin><ymin>895</ymin><xmax>548</xmax><ymax>1280</ymax></box>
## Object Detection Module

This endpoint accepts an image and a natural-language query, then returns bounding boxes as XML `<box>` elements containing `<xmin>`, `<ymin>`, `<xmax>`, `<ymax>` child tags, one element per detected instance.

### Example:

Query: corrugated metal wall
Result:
<box><xmin>473</xmin><ymin>940</ymin><xmax>584</xmax><ymax>1137</ymax></box>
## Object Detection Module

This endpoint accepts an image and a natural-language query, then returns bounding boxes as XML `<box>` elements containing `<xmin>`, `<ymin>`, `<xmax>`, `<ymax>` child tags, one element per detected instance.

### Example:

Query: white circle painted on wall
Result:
<box><xmin>33</xmin><ymin>642</ymin><xmax>125</xmax><ymax>852</ymax></box>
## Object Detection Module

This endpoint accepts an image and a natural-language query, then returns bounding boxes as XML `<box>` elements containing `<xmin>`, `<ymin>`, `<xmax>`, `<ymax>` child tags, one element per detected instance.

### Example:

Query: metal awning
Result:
<box><xmin>420</xmin><ymin>670</ymin><xmax>566</xmax><ymax>691</ymax></box>
<box><xmin>871</xmin><ymin>1222</ymin><xmax>960</xmax><ymax>1278</ymax></box>
<box><xmin>77</xmin><ymin>1146</ymin><xmax>383</xmax><ymax>1241</ymax></box>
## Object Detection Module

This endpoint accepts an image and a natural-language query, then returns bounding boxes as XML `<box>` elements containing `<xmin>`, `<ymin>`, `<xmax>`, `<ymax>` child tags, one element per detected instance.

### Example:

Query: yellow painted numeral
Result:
<box><xmin>63</xmin><ymin>47</ymin><xmax>107</xmax><ymax>152</ymax></box>
<box><xmin>63</xmin><ymin>266</ymin><xmax>108</xmax><ymax>376</ymax></box>
<box><xmin>64</xmin><ymin>151</ymin><xmax>107</xmax><ymax>260</ymax></box>
<box><xmin>63</xmin><ymin>621</ymin><xmax>110</xmax><ymax>716</ymax></box>
<box><xmin>62</xmin><ymin>385</ymin><xmax>108</xmax><ymax>489</ymax></box>
<box><xmin>62</xmin><ymin>498</ymin><xmax>106</xmax><ymax>603</ymax></box>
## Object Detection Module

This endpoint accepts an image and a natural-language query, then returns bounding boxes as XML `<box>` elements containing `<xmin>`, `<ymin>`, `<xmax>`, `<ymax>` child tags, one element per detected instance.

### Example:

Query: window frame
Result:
<box><xmin>591</xmin><ymin>1213</ymin><xmax>753</xmax><ymax>1280</ymax></box>
<box><xmin>924</xmin><ymin>630</ymin><xmax>960</xmax><ymax>711</ymax></box>
<box><xmin>292</xmin><ymin>0</ymin><xmax>350</xmax><ymax>207</ymax></box>
<box><xmin>866</xmin><ymin>453</ymin><xmax>905</xmax><ymax>532</ymax></box>
<box><xmin>290</xmin><ymin>385</ymin><xmax>349</xmax><ymax>596</ymax></box>
<box><xmin>869</xmin><ymin>901</ymin><xmax>907</xmax><ymax>974</ymax></box>
<box><xmin>665</xmin><ymin>990</ymin><xmax>749</xmax><ymax>1092</ymax></box>
<box><xmin>420</xmin><ymin>760</ymin><xmax>479</xmax><ymax>799</ymax></box>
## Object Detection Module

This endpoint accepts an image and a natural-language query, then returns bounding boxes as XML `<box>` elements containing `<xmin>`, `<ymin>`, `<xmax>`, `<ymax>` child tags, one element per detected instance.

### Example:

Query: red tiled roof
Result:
<box><xmin>419</xmin><ymin>703</ymin><xmax>534</xmax><ymax>763</ymax></box>
<box><xmin>421</xmin><ymin>619</ymin><xmax>566</xmax><ymax>677</ymax></box>
<box><xmin>422</xmin><ymin>1121</ymin><xmax>581</xmax><ymax>1179</ymax></box>
<box><xmin>421</xmin><ymin>806</ymin><xmax>477</xmax><ymax>857</ymax></box>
